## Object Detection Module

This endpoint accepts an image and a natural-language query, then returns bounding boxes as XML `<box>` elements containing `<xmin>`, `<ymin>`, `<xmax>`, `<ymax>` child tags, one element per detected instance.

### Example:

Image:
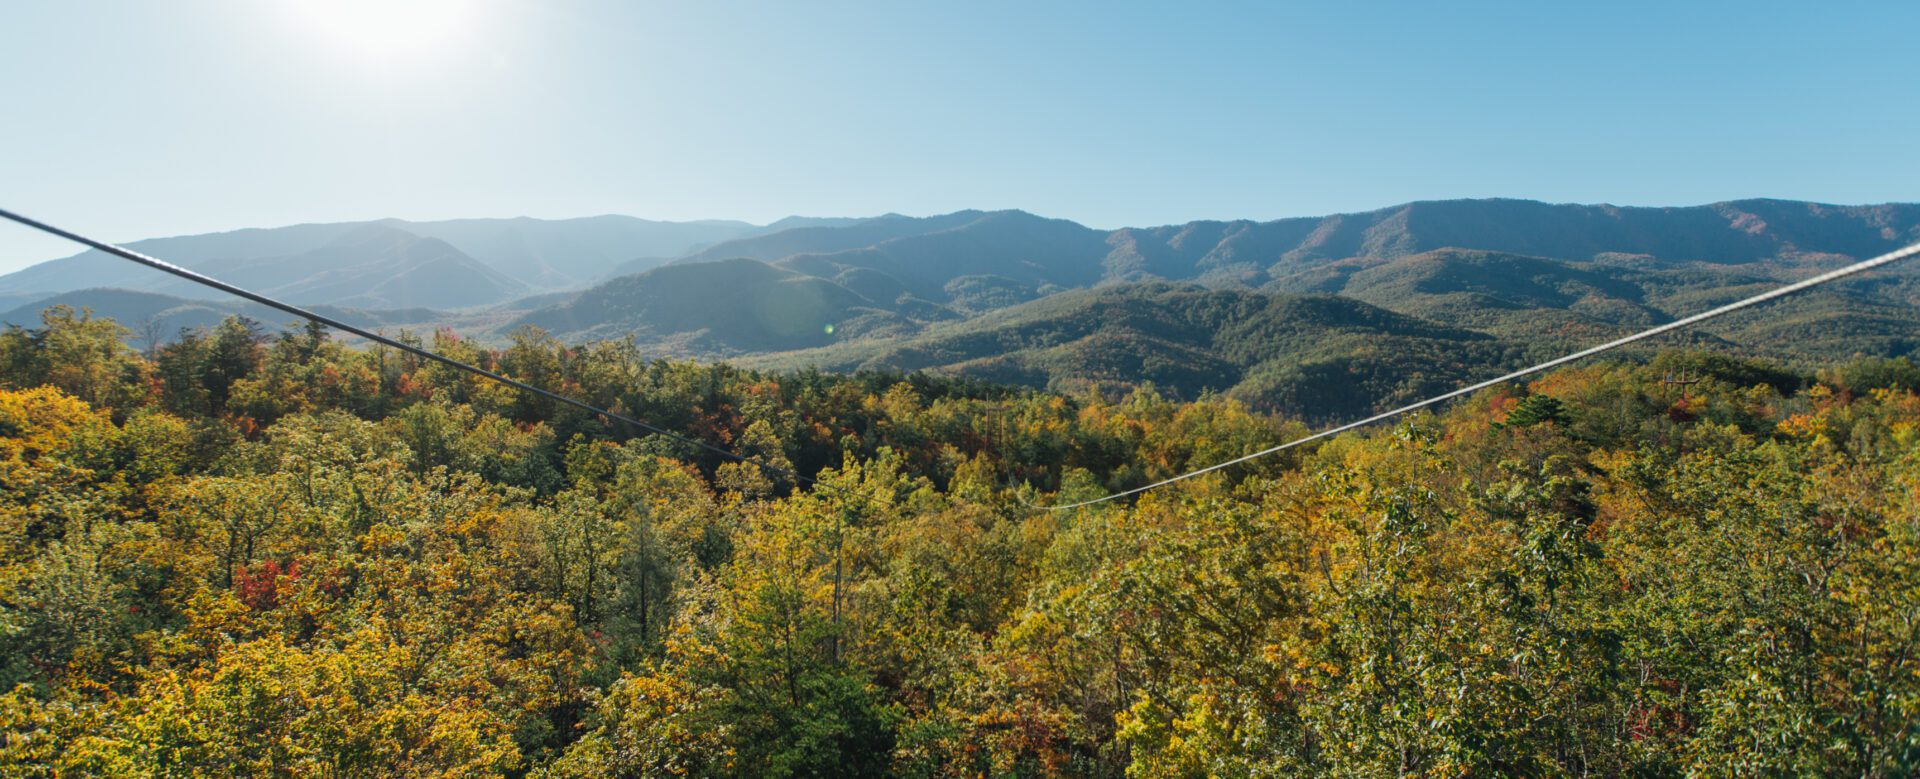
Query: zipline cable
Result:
<box><xmin>1021</xmin><ymin>238</ymin><xmax>1920</xmax><ymax>511</ymax></box>
<box><xmin>0</xmin><ymin>207</ymin><xmax>840</xmax><ymax>494</ymax></box>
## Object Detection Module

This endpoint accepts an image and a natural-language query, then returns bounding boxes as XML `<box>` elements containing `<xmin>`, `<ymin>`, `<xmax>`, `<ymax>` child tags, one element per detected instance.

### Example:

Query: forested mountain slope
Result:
<box><xmin>1270</xmin><ymin>247</ymin><xmax>1920</xmax><ymax>355</ymax></box>
<box><xmin>0</xmin><ymin>289</ymin><xmax>438</xmax><ymax>341</ymax></box>
<box><xmin>3</xmin><ymin>308</ymin><xmax>1919</xmax><ymax>776</ymax></box>
<box><xmin>514</xmin><ymin>257</ymin><xmax>885</xmax><ymax>352</ymax></box>
<box><xmin>749</xmin><ymin>283</ymin><xmax>1528</xmax><ymax>419</ymax></box>
<box><xmin>515</xmin><ymin>199</ymin><xmax>1920</xmax><ymax>363</ymax></box>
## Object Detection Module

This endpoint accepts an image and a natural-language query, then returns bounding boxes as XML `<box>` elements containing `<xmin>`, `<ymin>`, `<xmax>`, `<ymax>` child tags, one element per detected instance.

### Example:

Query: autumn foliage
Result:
<box><xmin>2</xmin><ymin>306</ymin><xmax>1918</xmax><ymax>776</ymax></box>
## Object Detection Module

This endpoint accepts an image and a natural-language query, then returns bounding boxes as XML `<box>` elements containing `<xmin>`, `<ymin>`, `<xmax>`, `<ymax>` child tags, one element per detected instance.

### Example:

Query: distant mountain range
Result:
<box><xmin>513</xmin><ymin>199</ymin><xmax>1920</xmax><ymax>339</ymax></box>
<box><xmin>5</xmin><ymin>198</ymin><xmax>1917</xmax><ymax>417</ymax></box>
<box><xmin>0</xmin><ymin>214</ymin><xmax>765</xmax><ymax>305</ymax></box>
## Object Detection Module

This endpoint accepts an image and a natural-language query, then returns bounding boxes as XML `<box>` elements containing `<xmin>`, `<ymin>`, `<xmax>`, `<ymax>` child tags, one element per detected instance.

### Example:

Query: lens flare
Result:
<box><xmin>287</xmin><ymin>0</ymin><xmax>475</xmax><ymax>65</ymax></box>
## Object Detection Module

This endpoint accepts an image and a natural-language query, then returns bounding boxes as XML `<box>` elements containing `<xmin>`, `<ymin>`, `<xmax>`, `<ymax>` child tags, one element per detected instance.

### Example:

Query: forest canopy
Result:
<box><xmin>2</xmin><ymin>305</ymin><xmax>1918</xmax><ymax>777</ymax></box>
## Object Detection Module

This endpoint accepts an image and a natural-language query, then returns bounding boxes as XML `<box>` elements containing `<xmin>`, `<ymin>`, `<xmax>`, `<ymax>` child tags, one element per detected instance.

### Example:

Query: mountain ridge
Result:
<box><xmin>0</xmin><ymin>214</ymin><xmax>769</xmax><ymax>301</ymax></box>
<box><xmin>505</xmin><ymin>198</ymin><xmax>1920</xmax><ymax>359</ymax></box>
<box><xmin>6</xmin><ymin>198</ymin><xmax>1917</xmax><ymax>401</ymax></box>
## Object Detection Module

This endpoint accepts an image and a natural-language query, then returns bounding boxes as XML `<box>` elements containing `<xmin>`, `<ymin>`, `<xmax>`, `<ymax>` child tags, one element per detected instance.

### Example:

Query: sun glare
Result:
<box><xmin>287</xmin><ymin>0</ymin><xmax>475</xmax><ymax>65</ymax></box>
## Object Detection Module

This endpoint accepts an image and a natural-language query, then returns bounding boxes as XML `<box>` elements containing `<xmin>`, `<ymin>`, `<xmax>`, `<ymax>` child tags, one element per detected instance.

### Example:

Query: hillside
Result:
<box><xmin>513</xmin><ymin>258</ymin><xmax>886</xmax><ymax>354</ymax></box>
<box><xmin>748</xmin><ymin>284</ymin><xmax>1527</xmax><ymax>419</ymax></box>
<box><xmin>773</xmin><ymin>210</ymin><xmax>1112</xmax><ymax>307</ymax></box>
<box><xmin>512</xmin><ymin>210</ymin><xmax>1113</xmax><ymax>351</ymax></box>
<box><xmin>0</xmin><ymin>287</ymin><xmax>439</xmax><ymax>339</ymax></box>
<box><xmin>1269</xmin><ymin>247</ymin><xmax>1920</xmax><ymax>360</ymax></box>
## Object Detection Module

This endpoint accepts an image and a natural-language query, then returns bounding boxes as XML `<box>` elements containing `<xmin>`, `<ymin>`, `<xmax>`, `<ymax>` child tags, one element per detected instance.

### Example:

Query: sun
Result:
<box><xmin>287</xmin><ymin>0</ymin><xmax>475</xmax><ymax>65</ymax></box>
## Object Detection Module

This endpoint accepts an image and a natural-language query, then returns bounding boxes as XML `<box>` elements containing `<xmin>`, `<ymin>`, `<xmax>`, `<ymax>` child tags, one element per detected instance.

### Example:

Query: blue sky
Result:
<box><xmin>3</xmin><ymin>0</ymin><xmax>1916</xmax><ymax>272</ymax></box>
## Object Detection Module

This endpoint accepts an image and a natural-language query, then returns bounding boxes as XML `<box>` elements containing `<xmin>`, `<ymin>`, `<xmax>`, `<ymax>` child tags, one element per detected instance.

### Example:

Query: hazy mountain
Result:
<box><xmin>601</xmin><ymin>210</ymin><xmax>1032</xmax><ymax>296</ymax></box>
<box><xmin>676</xmin><ymin>211</ymin><xmax>997</xmax><ymax>265</ymax></box>
<box><xmin>746</xmin><ymin>215</ymin><xmax>869</xmax><ymax>234</ymax></box>
<box><xmin>0</xmin><ymin>287</ymin><xmax>438</xmax><ymax>344</ymax></box>
<box><xmin>513</xmin><ymin>258</ymin><xmax>884</xmax><ymax>354</ymax></box>
<box><xmin>516</xmin><ymin>210</ymin><xmax>1122</xmax><ymax>351</ymax></box>
<box><xmin>390</xmin><ymin>214</ymin><xmax>755</xmax><ymax>288</ymax></box>
<box><xmin>0</xmin><ymin>214</ymin><xmax>765</xmax><ymax>302</ymax></box>
<box><xmin>773</xmin><ymin>210</ymin><xmax>1111</xmax><ymax>305</ymax></box>
<box><xmin>1104</xmin><ymin>199</ymin><xmax>1920</xmax><ymax>285</ymax></box>
<box><xmin>0</xmin><ymin>292</ymin><xmax>45</xmax><ymax>311</ymax></box>
<box><xmin>0</xmin><ymin>225</ymin><xmax>535</xmax><ymax>316</ymax></box>
<box><xmin>151</xmin><ymin>225</ymin><xmax>531</xmax><ymax>310</ymax></box>
<box><xmin>0</xmin><ymin>222</ymin><xmax>366</xmax><ymax>297</ymax></box>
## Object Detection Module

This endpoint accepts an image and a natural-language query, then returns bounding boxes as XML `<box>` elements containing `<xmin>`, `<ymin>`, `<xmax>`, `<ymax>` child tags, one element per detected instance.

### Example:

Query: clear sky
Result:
<box><xmin>3</xmin><ymin>0</ymin><xmax>1917</xmax><ymax>272</ymax></box>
